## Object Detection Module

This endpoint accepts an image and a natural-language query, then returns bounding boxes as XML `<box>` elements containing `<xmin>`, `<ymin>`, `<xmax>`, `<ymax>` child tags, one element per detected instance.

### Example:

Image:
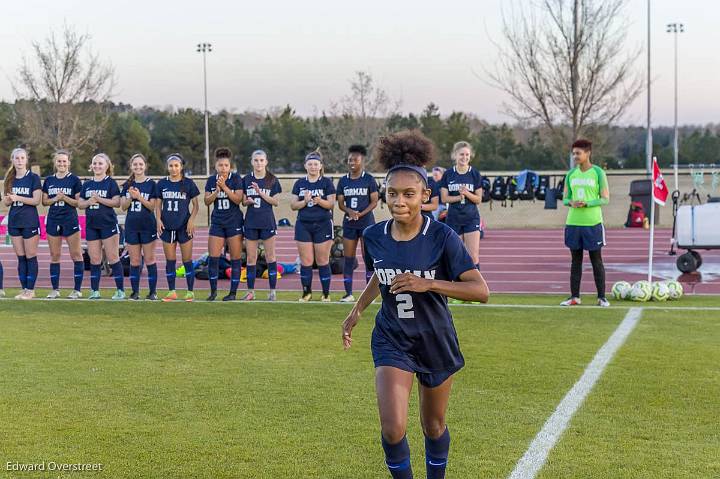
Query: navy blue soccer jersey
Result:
<box><xmin>422</xmin><ymin>176</ymin><xmax>440</xmax><ymax>218</ymax></box>
<box><xmin>362</xmin><ymin>217</ymin><xmax>476</xmax><ymax>373</ymax></box>
<box><xmin>43</xmin><ymin>173</ymin><xmax>82</xmax><ymax>223</ymax></box>
<box><xmin>7</xmin><ymin>171</ymin><xmax>42</xmax><ymax>228</ymax></box>
<box><xmin>242</xmin><ymin>173</ymin><xmax>282</xmax><ymax>229</ymax></box>
<box><xmin>205</xmin><ymin>173</ymin><xmax>244</xmax><ymax>226</ymax></box>
<box><xmin>121</xmin><ymin>178</ymin><xmax>159</xmax><ymax>233</ymax></box>
<box><xmin>337</xmin><ymin>172</ymin><xmax>378</xmax><ymax>229</ymax></box>
<box><xmin>81</xmin><ymin>176</ymin><xmax>121</xmax><ymax>229</ymax></box>
<box><xmin>439</xmin><ymin>166</ymin><xmax>483</xmax><ymax>224</ymax></box>
<box><xmin>291</xmin><ymin>176</ymin><xmax>336</xmax><ymax>222</ymax></box>
<box><xmin>157</xmin><ymin>177</ymin><xmax>200</xmax><ymax>230</ymax></box>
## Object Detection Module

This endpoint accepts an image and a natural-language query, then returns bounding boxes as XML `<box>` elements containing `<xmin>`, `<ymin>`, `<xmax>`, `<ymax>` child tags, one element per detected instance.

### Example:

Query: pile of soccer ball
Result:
<box><xmin>611</xmin><ymin>280</ymin><xmax>684</xmax><ymax>302</ymax></box>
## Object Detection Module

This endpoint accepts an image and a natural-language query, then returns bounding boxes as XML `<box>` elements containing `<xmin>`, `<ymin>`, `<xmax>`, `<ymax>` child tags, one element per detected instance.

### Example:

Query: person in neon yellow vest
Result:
<box><xmin>560</xmin><ymin>139</ymin><xmax>610</xmax><ymax>307</ymax></box>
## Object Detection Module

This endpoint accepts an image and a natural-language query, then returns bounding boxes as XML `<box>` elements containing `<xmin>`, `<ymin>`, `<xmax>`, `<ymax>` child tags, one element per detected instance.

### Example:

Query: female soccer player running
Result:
<box><xmin>439</xmin><ymin>142</ymin><xmax>483</xmax><ymax>268</ymax></box>
<box><xmin>342</xmin><ymin>131</ymin><xmax>489</xmax><ymax>479</ymax></box>
<box><xmin>42</xmin><ymin>150</ymin><xmax>84</xmax><ymax>299</ymax></box>
<box><xmin>204</xmin><ymin>148</ymin><xmax>244</xmax><ymax>302</ymax></box>
<box><xmin>561</xmin><ymin>139</ymin><xmax>611</xmax><ymax>307</ymax></box>
<box><xmin>3</xmin><ymin>148</ymin><xmax>42</xmax><ymax>299</ymax></box>
<box><xmin>156</xmin><ymin>154</ymin><xmax>200</xmax><ymax>302</ymax></box>
<box><xmin>241</xmin><ymin>150</ymin><xmax>282</xmax><ymax>301</ymax></box>
<box><xmin>336</xmin><ymin>144</ymin><xmax>379</xmax><ymax>302</ymax></box>
<box><xmin>291</xmin><ymin>150</ymin><xmax>336</xmax><ymax>302</ymax></box>
<box><xmin>78</xmin><ymin>153</ymin><xmax>124</xmax><ymax>300</ymax></box>
<box><xmin>120</xmin><ymin>154</ymin><xmax>160</xmax><ymax>300</ymax></box>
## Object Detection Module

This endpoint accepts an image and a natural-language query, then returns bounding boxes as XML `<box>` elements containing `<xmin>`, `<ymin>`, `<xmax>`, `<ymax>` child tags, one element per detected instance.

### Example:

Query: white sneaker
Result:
<box><xmin>47</xmin><ymin>290</ymin><xmax>61</xmax><ymax>299</ymax></box>
<box><xmin>19</xmin><ymin>290</ymin><xmax>35</xmax><ymax>300</ymax></box>
<box><xmin>339</xmin><ymin>294</ymin><xmax>355</xmax><ymax>303</ymax></box>
<box><xmin>597</xmin><ymin>297</ymin><xmax>610</xmax><ymax>307</ymax></box>
<box><xmin>14</xmin><ymin>289</ymin><xmax>28</xmax><ymax>299</ymax></box>
<box><xmin>67</xmin><ymin>290</ymin><xmax>82</xmax><ymax>299</ymax></box>
<box><xmin>267</xmin><ymin>290</ymin><xmax>277</xmax><ymax>301</ymax></box>
<box><xmin>560</xmin><ymin>297</ymin><xmax>582</xmax><ymax>306</ymax></box>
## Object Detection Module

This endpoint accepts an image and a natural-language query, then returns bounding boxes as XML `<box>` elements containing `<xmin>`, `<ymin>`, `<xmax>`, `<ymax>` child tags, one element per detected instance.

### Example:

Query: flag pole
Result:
<box><xmin>648</xmin><ymin>157</ymin><xmax>657</xmax><ymax>282</ymax></box>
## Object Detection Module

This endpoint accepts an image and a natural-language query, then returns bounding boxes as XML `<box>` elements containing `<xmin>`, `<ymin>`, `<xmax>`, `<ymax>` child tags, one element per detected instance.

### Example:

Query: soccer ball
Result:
<box><xmin>611</xmin><ymin>281</ymin><xmax>632</xmax><ymax>300</ymax></box>
<box><xmin>630</xmin><ymin>281</ymin><xmax>652</xmax><ymax>302</ymax></box>
<box><xmin>651</xmin><ymin>281</ymin><xmax>670</xmax><ymax>302</ymax></box>
<box><xmin>666</xmin><ymin>280</ymin><xmax>684</xmax><ymax>300</ymax></box>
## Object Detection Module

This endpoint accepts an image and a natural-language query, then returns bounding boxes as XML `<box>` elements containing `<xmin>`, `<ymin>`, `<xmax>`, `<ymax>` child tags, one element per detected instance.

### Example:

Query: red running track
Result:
<box><xmin>1</xmin><ymin>227</ymin><xmax>719</xmax><ymax>295</ymax></box>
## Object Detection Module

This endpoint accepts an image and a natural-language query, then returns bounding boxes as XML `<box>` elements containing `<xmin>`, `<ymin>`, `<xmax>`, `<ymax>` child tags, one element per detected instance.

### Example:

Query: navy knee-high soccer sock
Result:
<box><xmin>267</xmin><ymin>262</ymin><xmax>278</xmax><ymax>290</ymax></box>
<box><xmin>73</xmin><ymin>261</ymin><xmax>84</xmax><ymax>292</ymax></box>
<box><xmin>425</xmin><ymin>427</ymin><xmax>450</xmax><ymax>479</ymax></box>
<box><xmin>183</xmin><ymin>261</ymin><xmax>195</xmax><ymax>291</ymax></box>
<box><xmin>319</xmin><ymin>264</ymin><xmax>331</xmax><ymax>297</ymax></box>
<box><xmin>0</xmin><ymin>260</ymin><xmax>4</xmax><ymax>289</ymax></box>
<box><xmin>129</xmin><ymin>265</ymin><xmax>141</xmax><ymax>294</ymax></box>
<box><xmin>17</xmin><ymin>255</ymin><xmax>28</xmax><ymax>290</ymax></box>
<box><xmin>300</xmin><ymin>265</ymin><xmax>312</xmax><ymax>294</ymax></box>
<box><xmin>381</xmin><ymin>435</ymin><xmax>413</xmax><ymax>479</ymax></box>
<box><xmin>208</xmin><ymin>256</ymin><xmax>219</xmax><ymax>293</ymax></box>
<box><xmin>26</xmin><ymin>256</ymin><xmax>38</xmax><ymax>290</ymax></box>
<box><xmin>50</xmin><ymin>262</ymin><xmax>61</xmax><ymax>290</ymax></box>
<box><xmin>343</xmin><ymin>257</ymin><xmax>354</xmax><ymax>295</ymax></box>
<box><xmin>147</xmin><ymin>263</ymin><xmax>158</xmax><ymax>294</ymax></box>
<box><xmin>90</xmin><ymin>264</ymin><xmax>101</xmax><ymax>291</ymax></box>
<box><xmin>110</xmin><ymin>261</ymin><xmax>124</xmax><ymax>291</ymax></box>
<box><xmin>165</xmin><ymin>260</ymin><xmax>176</xmax><ymax>291</ymax></box>
<box><xmin>246</xmin><ymin>264</ymin><xmax>256</xmax><ymax>290</ymax></box>
<box><xmin>230</xmin><ymin>259</ymin><xmax>241</xmax><ymax>294</ymax></box>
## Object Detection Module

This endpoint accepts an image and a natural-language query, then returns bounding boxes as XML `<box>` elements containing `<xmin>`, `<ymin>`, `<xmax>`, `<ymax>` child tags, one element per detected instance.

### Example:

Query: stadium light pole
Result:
<box><xmin>197</xmin><ymin>42</ymin><xmax>212</xmax><ymax>176</ymax></box>
<box><xmin>667</xmin><ymin>23</ymin><xmax>684</xmax><ymax>193</ymax></box>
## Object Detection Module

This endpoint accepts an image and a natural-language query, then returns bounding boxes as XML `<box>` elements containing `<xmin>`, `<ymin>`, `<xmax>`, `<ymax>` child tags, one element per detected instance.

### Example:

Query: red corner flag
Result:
<box><xmin>652</xmin><ymin>157</ymin><xmax>669</xmax><ymax>206</ymax></box>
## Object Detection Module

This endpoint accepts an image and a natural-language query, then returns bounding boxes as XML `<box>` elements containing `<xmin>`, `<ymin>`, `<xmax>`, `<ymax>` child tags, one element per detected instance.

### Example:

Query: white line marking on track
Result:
<box><xmin>507</xmin><ymin>307</ymin><xmax>643</xmax><ymax>479</ymax></box>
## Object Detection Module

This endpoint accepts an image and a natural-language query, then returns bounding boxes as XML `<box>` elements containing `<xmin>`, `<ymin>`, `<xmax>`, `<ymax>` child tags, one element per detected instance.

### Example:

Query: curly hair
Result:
<box><xmin>375</xmin><ymin>130</ymin><xmax>435</xmax><ymax>171</ymax></box>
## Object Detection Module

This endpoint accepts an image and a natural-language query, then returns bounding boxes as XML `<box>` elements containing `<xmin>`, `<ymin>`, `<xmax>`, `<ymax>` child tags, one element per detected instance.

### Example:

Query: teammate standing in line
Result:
<box><xmin>78</xmin><ymin>153</ymin><xmax>124</xmax><ymax>300</ymax></box>
<box><xmin>561</xmin><ymin>139</ymin><xmax>611</xmax><ymax>307</ymax></box>
<box><xmin>241</xmin><ymin>149</ymin><xmax>282</xmax><ymax>301</ymax></box>
<box><xmin>156</xmin><ymin>154</ymin><xmax>200</xmax><ymax>302</ymax></box>
<box><xmin>439</xmin><ymin>141</ymin><xmax>483</xmax><ymax>268</ymax></box>
<box><xmin>342</xmin><ymin>130</ymin><xmax>489</xmax><ymax>479</ymax></box>
<box><xmin>336</xmin><ymin>144</ymin><xmax>379</xmax><ymax>302</ymax></box>
<box><xmin>291</xmin><ymin>150</ymin><xmax>336</xmax><ymax>302</ymax></box>
<box><xmin>421</xmin><ymin>166</ymin><xmax>441</xmax><ymax>220</ymax></box>
<box><xmin>204</xmin><ymin>148</ymin><xmax>244</xmax><ymax>302</ymax></box>
<box><xmin>42</xmin><ymin>150</ymin><xmax>84</xmax><ymax>299</ymax></box>
<box><xmin>3</xmin><ymin>147</ymin><xmax>42</xmax><ymax>299</ymax></box>
<box><xmin>120</xmin><ymin>154</ymin><xmax>160</xmax><ymax>300</ymax></box>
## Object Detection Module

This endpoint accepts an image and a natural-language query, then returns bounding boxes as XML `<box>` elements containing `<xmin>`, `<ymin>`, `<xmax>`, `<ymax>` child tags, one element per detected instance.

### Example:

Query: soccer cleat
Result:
<box><xmin>112</xmin><ymin>289</ymin><xmax>126</xmax><ymax>301</ymax></box>
<box><xmin>88</xmin><ymin>290</ymin><xmax>102</xmax><ymax>300</ymax></box>
<box><xmin>129</xmin><ymin>291</ymin><xmax>140</xmax><ymax>301</ymax></box>
<box><xmin>597</xmin><ymin>297</ymin><xmax>610</xmax><ymax>307</ymax></box>
<box><xmin>162</xmin><ymin>291</ymin><xmax>177</xmax><ymax>302</ymax></box>
<box><xmin>14</xmin><ymin>289</ymin><xmax>28</xmax><ymax>299</ymax></box>
<box><xmin>222</xmin><ymin>293</ymin><xmax>236</xmax><ymax>302</ymax></box>
<box><xmin>46</xmin><ymin>290</ymin><xmax>61</xmax><ymax>299</ymax></box>
<box><xmin>240</xmin><ymin>291</ymin><xmax>255</xmax><ymax>301</ymax></box>
<box><xmin>298</xmin><ymin>292</ymin><xmax>312</xmax><ymax>302</ymax></box>
<box><xmin>560</xmin><ymin>297</ymin><xmax>582</xmax><ymax>306</ymax></box>
<box><xmin>19</xmin><ymin>290</ymin><xmax>35</xmax><ymax>300</ymax></box>
<box><xmin>321</xmin><ymin>294</ymin><xmax>332</xmax><ymax>303</ymax></box>
<box><xmin>267</xmin><ymin>290</ymin><xmax>277</xmax><ymax>302</ymax></box>
<box><xmin>339</xmin><ymin>294</ymin><xmax>355</xmax><ymax>303</ymax></box>
<box><xmin>449</xmin><ymin>298</ymin><xmax>464</xmax><ymax>304</ymax></box>
<box><xmin>0</xmin><ymin>289</ymin><xmax>5</xmax><ymax>298</ymax></box>
<box><xmin>184</xmin><ymin>291</ymin><xmax>195</xmax><ymax>302</ymax></box>
<box><xmin>145</xmin><ymin>292</ymin><xmax>159</xmax><ymax>301</ymax></box>
<box><xmin>206</xmin><ymin>291</ymin><xmax>217</xmax><ymax>301</ymax></box>
<box><xmin>67</xmin><ymin>290</ymin><xmax>82</xmax><ymax>299</ymax></box>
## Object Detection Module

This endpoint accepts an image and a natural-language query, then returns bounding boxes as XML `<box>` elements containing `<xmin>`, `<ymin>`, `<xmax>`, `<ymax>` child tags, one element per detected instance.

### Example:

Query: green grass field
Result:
<box><xmin>1</xmin><ymin>295</ymin><xmax>718</xmax><ymax>478</ymax></box>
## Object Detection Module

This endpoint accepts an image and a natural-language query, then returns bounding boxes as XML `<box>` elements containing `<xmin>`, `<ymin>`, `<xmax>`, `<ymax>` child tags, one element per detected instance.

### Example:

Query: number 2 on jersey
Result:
<box><xmin>396</xmin><ymin>294</ymin><xmax>415</xmax><ymax>319</ymax></box>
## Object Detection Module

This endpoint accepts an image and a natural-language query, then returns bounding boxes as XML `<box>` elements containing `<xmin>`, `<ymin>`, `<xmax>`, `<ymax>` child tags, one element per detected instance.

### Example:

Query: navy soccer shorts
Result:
<box><xmin>244</xmin><ymin>227</ymin><xmax>276</xmax><ymax>241</ymax></box>
<box><xmin>564</xmin><ymin>224</ymin><xmax>606</xmax><ymax>251</ymax></box>
<box><xmin>342</xmin><ymin>226</ymin><xmax>365</xmax><ymax>241</ymax></box>
<box><xmin>86</xmin><ymin>225</ymin><xmax>119</xmax><ymax>241</ymax></box>
<box><xmin>209</xmin><ymin>222</ymin><xmax>243</xmax><ymax>239</ymax></box>
<box><xmin>294</xmin><ymin>219</ymin><xmax>333</xmax><ymax>243</ymax></box>
<box><xmin>45</xmin><ymin>218</ymin><xmax>80</xmax><ymax>237</ymax></box>
<box><xmin>8</xmin><ymin>226</ymin><xmax>40</xmax><ymax>239</ymax></box>
<box><xmin>160</xmin><ymin>228</ymin><xmax>193</xmax><ymax>244</ymax></box>
<box><xmin>447</xmin><ymin>221</ymin><xmax>481</xmax><ymax>235</ymax></box>
<box><xmin>125</xmin><ymin>230</ymin><xmax>158</xmax><ymax>245</ymax></box>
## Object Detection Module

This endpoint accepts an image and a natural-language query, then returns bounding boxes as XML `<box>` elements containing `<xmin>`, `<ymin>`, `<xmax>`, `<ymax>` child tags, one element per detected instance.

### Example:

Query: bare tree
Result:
<box><xmin>489</xmin><ymin>0</ymin><xmax>642</xmax><ymax>146</ymax></box>
<box><xmin>13</xmin><ymin>25</ymin><xmax>116</xmax><ymax>161</ymax></box>
<box><xmin>314</xmin><ymin>71</ymin><xmax>400</xmax><ymax>171</ymax></box>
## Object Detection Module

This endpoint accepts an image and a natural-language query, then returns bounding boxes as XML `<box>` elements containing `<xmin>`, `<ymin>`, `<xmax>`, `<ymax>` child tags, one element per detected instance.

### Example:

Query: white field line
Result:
<box><xmin>507</xmin><ymin>308</ymin><xmax>643</xmax><ymax>479</ymax></box>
